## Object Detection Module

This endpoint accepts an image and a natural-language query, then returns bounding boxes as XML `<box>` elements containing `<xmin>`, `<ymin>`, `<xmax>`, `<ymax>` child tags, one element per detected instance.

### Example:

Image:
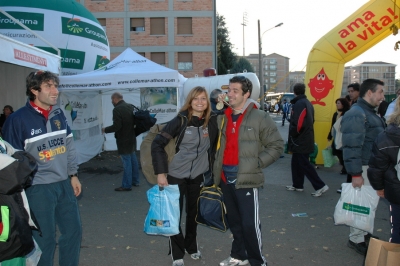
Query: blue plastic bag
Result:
<box><xmin>144</xmin><ymin>185</ymin><xmax>180</xmax><ymax>236</ymax></box>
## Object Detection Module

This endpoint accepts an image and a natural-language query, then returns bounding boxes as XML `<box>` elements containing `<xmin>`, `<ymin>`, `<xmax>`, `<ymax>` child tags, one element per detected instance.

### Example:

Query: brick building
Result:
<box><xmin>77</xmin><ymin>0</ymin><xmax>216</xmax><ymax>77</ymax></box>
<box><xmin>245</xmin><ymin>53</ymin><xmax>290</xmax><ymax>93</ymax></box>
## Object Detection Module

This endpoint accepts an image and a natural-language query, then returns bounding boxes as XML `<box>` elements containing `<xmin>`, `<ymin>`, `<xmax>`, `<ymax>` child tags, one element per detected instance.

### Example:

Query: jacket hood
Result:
<box><xmin>385</xmin><ymin>123</ymin><xmax>400</xmax><ymax>145</ymax></box>
<box><xmin>241</xmin><ymin>99</ymin><xmax>260</xmax><ymax>113</ymax></box>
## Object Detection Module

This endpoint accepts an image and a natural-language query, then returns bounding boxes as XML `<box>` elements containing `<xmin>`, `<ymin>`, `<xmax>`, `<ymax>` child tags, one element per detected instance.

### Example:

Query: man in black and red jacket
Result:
<box><xmin>286</xmin><ymin>83</ymin><xmax>328</xmax><ymax>197</ymax></box>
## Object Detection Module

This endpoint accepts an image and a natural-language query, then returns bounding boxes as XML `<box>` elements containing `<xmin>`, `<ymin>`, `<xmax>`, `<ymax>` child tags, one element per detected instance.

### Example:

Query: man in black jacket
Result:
<box><xmin>102</xmin><ymin>92</ymin><xmax>139</xmax><ymax>191</ymax></box>
<box><xmin>286</xmin><ymin>83</ymin><xmax>328</xmax><ymax>197</ymax></box>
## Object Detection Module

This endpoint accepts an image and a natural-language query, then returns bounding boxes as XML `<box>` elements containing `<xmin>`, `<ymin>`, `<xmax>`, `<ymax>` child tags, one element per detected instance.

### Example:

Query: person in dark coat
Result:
<box><xmin>368</xmin><ymin>98</ymin><xmax>400</xmax><ymax>244</ymax></box>
<box><xmin>327</xmin><ymin>98</ymin><xmax>350</xmax><ymax>193</ymax></box>
<box><xmin>0</xmin><ymin>105</ymin><xmax>13</xmax><ymax>134</ymax></box>
<box><xmin>286</xmin><ymin>83</ymin><xmax>328</xmax><ymax>197</ymax></box>
<box><xmin>102</xmin><ymin>92</ymin><xmax>139</xmax><ymax>191</ymax></box>
<box><xmin>341</xmin><ymin>79</ymin><xmax>386</xmax><ymax>255</ymax></box>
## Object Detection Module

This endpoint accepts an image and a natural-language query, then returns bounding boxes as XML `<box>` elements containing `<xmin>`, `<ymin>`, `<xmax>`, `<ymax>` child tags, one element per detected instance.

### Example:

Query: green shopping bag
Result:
<box><xmin>322</xmin><ymin>148</ymin><xmax>338</xmax><ymax>167</ymax></box>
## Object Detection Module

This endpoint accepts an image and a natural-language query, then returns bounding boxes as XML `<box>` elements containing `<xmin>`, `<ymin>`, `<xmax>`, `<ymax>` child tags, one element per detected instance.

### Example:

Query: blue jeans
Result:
<box><xmin>25</xmin><ymin>179</ymin><xmax>82</xmax><ymax>266</ymax></box>
<box><xmin>120</xmin><ymin>152</ymin><xmax>139</xmax><ymax>188</ymax></box>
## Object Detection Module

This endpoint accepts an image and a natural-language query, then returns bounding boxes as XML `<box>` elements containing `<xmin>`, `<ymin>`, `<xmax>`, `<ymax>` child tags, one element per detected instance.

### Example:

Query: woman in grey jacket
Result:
<box><xmin>151</xmin><ymin>86</ymin><xmax>218</xmax><ymax>266</ymax></box>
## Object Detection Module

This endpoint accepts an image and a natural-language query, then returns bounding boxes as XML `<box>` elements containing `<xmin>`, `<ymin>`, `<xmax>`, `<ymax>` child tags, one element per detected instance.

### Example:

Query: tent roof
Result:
<box><xmin>0</xmin><ymin>34</ymin><xmax>61</xmax><ymax>73</ymax></box>
<box><xmin>59</xmin><ymin>48</ymin><xmax>185</xmax><ymax>91</ymax></box>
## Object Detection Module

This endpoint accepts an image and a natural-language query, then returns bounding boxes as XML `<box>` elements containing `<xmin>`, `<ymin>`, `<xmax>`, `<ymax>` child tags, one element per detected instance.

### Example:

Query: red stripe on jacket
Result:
<box><xmin>297</xmin><ymin>108</ymin><xmax>307</xmax><ymax>133</ymax></box>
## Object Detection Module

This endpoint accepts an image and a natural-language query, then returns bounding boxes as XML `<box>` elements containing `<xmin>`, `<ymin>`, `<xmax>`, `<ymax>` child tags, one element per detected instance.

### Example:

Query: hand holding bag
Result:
<box><xmin>334</xmin><ymin>183</ymin><xmax>379</xmax><ymax>233</ymax></box>
<box><xmin>144</xmin><ymin>185</ymin><xmax>180</xmax><ymax>236</ymax></box>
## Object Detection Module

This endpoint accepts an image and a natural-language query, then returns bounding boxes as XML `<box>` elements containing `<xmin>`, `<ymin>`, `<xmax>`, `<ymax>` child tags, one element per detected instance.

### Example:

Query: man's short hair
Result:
<box><xmin>26</xmin><ymin>70</ymin><xmax>59</xmax><ymax>101</ymax></box>
<box><xmin>293</xmin><ymin>83</ymin><xmax>306</xmax><ymax>95</ymax></box>
<box><xmin>229</xmin><ymin>76</ymin><xmax>253</xmax><ymax>96</ymax></box>
<box><xmin>347</xmin><ymin>82</ymin><xmax>360</xmax><ymax>91</ymax></box>
<box><xmin>111</xmin><ymin>92</ymin><xmax>123</xmax><ymax>100</ymax></box>
<box><xmin>359</xmin><ymin>79</ymin><xmax>385</xmax><ymax>98</ymax></box>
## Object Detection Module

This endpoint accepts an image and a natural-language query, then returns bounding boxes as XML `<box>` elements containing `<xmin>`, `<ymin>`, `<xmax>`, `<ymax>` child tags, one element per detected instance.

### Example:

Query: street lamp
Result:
<box><xmin>258</xmin><ymin>21</ymin><xmax>283</xmax><ymax>110</ymax></box>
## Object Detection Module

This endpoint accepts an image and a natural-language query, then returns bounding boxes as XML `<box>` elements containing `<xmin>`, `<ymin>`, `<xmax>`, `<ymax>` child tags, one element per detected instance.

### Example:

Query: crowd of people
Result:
<box><xmin>1</xmin><ymin>70</ymin><xmax>400</xmax><ymax>266</ymax></box>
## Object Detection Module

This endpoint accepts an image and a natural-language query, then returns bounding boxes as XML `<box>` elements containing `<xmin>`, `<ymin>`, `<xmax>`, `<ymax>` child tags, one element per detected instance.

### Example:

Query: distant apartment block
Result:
<box><xmin>289</xmin><ymin>71</ymin><xmax>305</xmax><ymax>92</ymax></box>
<box><xmin>77</xmin><ymin>0</ymin><xmax>216</xmax><ymax>77</ymax></box>
<box><xmin>245</xmin><ymin>53</ymin><xmax>290</xmax><ymax>93</ymax></box>
<box><xmin>349</xmin><ymin>61</ymin><xmax>396</xmax><ymax>95</ymax></box>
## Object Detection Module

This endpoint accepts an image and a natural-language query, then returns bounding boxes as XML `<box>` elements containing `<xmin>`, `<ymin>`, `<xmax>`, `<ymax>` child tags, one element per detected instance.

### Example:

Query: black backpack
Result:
<box><xmin>133</xmin><ymin>105</ymin><xmax>157</xmax><ymax>136</ymax></box>
<box><xmin>0</xmin><ymin>151</ymin><xmax>40</xmax><ymax>262</ymax></box>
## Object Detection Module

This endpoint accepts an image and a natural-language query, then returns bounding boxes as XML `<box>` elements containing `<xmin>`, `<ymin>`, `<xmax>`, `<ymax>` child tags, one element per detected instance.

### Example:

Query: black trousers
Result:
<box><xmin>291</xmin><ymin>153</ymin><xmax>325</xmax><ymax>190</ymax></box>
<box><xmin>167</xmin><ymin>174</ymin><xmax>203</xmax><ymax>260</ymax></box>
<box><xmin>220</xmin><ymin>181</ymin><xmax>267</xmax><ymax>266</ymax></box>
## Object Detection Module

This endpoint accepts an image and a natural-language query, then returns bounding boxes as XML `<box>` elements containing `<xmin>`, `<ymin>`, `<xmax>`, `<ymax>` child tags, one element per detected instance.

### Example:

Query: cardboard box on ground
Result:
<box><xmin>365</xmin><ymin>238</ymin><xmax>400</xmax><ymax>266</ymax></box>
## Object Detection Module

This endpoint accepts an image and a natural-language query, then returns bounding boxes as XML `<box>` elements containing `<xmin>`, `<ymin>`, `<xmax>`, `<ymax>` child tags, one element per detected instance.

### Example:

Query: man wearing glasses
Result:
<box><xmin>2</xmin><ymin>71</ymin><xmax>82</xmax><ymax>266</ymax></box>
<box><xmin>213</xmin><ymin>76</ymin><xmax>283</xmax><ymax>266</ymax></box>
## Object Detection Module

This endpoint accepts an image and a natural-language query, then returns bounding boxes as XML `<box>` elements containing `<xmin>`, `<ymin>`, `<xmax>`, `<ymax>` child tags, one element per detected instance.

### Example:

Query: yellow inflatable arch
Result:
<box><xmin>305</xmin><ymin>0</ymin><xmax>400</xmax><ymax>164</ymax></box>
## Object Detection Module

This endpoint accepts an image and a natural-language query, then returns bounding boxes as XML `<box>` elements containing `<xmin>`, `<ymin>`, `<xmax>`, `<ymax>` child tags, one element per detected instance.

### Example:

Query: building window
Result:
<box><xmin>270</xmin><ymin>72</ymin><xmax>276</xmax><ymax>77</ymax></box>
<box><xmin>150</xmin><ymin>18</ymin><xmax>165</xmax><ymax>35</ymax></box>
<box><xmin>178</xmin><ymin>52</ymin><xmax>192</xmax><ymax>70</ymax></box>
<box><xmin>270</xmin><ymin>78</ymin><xmax>276</xmax><ymax>83</ymax></box>
<box><xmin>264</xmin><ymin>65</ymin><xmax>268</xmax><ymax>70</ymax></box>
<box><xmin>137</xmin><ymin>52</ymin><xmax>145</xmax><ymax>57</ymax></box>
<box><xmin>270</xmin><ymin>65</ymin><xmax>277</xmax><ymax>70</ymax></box>
<box><xmin>270</xmin><ymin>59</ymin><xmax>277</xmax><ymax>64</ymax></box>
<box><xmin>97</xmin><ymin>18</ymin><xmax>106</xmax><ymax>33</ymax></box>
<box><xmin>177</xmin><ymin>17</ymin><xmax>192</xmax><ymax>35</ymax></box>
<box><xmin>131</xmin><ymin>18</ymin><xmax>145</xmax><ymax>32</ymax></box>
<box><xmin>264</xmin><ymin>72</ymin><xmax>268</xmax><ymax>76</ymax></box>
<box><xmin>151</xmin><ymin>52</ymin><xmax>165</xmax><ymax>66</ymax></box>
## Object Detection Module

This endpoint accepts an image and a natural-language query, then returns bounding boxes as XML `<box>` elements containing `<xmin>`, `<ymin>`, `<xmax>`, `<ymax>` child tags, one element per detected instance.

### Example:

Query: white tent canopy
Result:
<box><xmin>0</xmin><ymin>34</ymin><xmax>61</xmax><ymax>110</ymax></box>
<box><xmin>58</xmin><ymin>48</ymin><xmax>186</xmax><ymax>164</ymax></box>
<box><xmin>58</xmin><ymin>48</ymin><xmax>184</xmax><ymax>91</ymax></box>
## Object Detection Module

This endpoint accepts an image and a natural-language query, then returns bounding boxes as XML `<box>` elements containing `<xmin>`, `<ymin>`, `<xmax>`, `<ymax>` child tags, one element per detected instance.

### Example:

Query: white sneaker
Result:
<box><xmin>220</xmin><ymin>256</ymin><xmax>249</xmax><ymax>266</ymax></box>
<box><xmin>189</xmin><ymin>250</ymin><xmax>201</xmax><ymax>260</ymax></box>
<box><xmin>286</xmin><ymin>185</ymin><xmax>304</xmax><ymax>192</ymax></box>
<box><xmin>172</xmin><ymin>259</ymin><xmax>184</xmax><ymax>266</ymax></box>
<box><xmin>311</xmin><ymin>185</ymin><xmax>329</xmax><ymax>197</ymax></box>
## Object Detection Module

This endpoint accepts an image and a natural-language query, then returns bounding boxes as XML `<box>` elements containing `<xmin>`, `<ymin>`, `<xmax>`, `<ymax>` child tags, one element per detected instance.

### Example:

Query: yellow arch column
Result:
<box><xmin>305</xmin><ymin>0</ymin><xmax>400</xmax><ymax>164</ymax></box>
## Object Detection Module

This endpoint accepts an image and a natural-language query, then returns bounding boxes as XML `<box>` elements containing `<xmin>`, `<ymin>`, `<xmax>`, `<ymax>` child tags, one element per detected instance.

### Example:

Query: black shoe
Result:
<box><xmin>347</xmin><ymin>240</ymin><xmax>367</xmax><ymax>255</ymax></box>
<box><xmin>365</xmin><ymin>233</ymin><xmax>379</xmax><ymax>247</ymax></box>
<box><xmin>132</xmin><ymin>184</ymin><xmax>140</xmax><ymax>187</ymax></box>
<box><xmin>114</xmin><ymin>187</ymin><xmax>132</xmax><ymax>191</ymax></box>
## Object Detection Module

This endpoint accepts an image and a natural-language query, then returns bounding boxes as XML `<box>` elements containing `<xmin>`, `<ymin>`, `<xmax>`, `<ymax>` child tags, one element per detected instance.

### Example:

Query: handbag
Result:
<box><xmin>133</xmin><ymin>105</ymin><xmax>157</xmax><ymax>136</ymax></box>
<box><xmin>332</xmin><ymin>116</ymin><xmax>343</xmax><ymax>150</ymax></box>
<box><xmin>195</xmin><ymin>185</ymin><xmax>229</xmax><ymax>232</ymax></box>
<box><xmin>322</xmin><ymin>147</ymin><xmax>337</xmax><ymax>168</ymax></box>
<box><xmin>334</xmin><ymin>183</ymin><xmax>379</xmax><ymax>233</ymax></box>
<box><xmin>144</xmin><ymin>185</ymin><xmax>180</xmax><ymax>236</ymax></box>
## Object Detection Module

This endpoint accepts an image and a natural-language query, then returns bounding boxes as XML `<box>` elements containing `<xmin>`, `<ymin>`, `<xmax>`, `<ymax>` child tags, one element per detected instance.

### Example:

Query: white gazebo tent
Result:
<box><xmin>59</xmin><ymin>48</ymin><xmax>186</xmax><ymax>163</ymax></box>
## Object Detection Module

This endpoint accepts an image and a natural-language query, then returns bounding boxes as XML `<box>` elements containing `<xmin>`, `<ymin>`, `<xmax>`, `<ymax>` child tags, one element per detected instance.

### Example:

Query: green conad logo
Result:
<box><xmin>342</xmin><ymin>203</ymin><xmax>370</xmax><ymax>215</ymax></box>
<box><xmin>61</xmin><ymin>17</ymin><xmax>108</xmax><ymax>46</ymax></box>
<box><xmin>0</xmin><ymin>12</ymin><xmax>44</xmax><ymax>31</ymax></box>
<box><xmin>37</xmin><ymin>46</ymin><xmax>85</xmax><ymax>70</ymax></box>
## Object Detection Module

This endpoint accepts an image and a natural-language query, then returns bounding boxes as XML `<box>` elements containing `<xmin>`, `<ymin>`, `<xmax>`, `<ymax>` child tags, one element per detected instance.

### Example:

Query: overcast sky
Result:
<box><xmin>216</xmin><ymin>0</ymin><xmax>400</xmax><ymax>77</ymax></box>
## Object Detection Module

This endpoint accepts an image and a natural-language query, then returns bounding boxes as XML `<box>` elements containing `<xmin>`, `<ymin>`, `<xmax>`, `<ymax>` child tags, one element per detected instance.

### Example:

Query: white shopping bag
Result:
<box><xmin>334</xmin><ymin>183</ymin><xmax>379</xmax><ymax>234</ymax></box>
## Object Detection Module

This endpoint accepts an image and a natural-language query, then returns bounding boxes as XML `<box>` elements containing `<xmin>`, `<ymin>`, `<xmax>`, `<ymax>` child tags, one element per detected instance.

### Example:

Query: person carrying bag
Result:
<box><xmin>150</xmin><ymin>86</ymin><xmax>219</xmax><ymax>266</ymax></box>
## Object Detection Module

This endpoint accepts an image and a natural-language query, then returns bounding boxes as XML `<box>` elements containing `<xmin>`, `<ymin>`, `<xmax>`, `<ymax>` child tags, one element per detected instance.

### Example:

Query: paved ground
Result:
<box><xmin>73</xmin><ymin>112</ymin><xmax>391</xmax><ymax>266</ymax></box>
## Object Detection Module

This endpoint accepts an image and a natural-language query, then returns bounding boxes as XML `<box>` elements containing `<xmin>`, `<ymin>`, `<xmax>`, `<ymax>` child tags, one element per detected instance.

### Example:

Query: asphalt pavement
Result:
<box><xmin>74</xmin><ymin>112</ymin><xmax>391</xmax><ymax>266</ymax></box>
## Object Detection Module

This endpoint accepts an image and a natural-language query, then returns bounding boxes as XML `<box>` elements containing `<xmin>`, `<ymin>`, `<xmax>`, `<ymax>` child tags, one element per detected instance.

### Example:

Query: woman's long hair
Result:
<box><xmin>179</xmin><ymin>86</ymin><xmax>211</xmax><ymax>128</ymax></box>
<box><xmin>387</xmin><ymin>99</ymin><xmax>400</xmax><ymax>126</ymax></box>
